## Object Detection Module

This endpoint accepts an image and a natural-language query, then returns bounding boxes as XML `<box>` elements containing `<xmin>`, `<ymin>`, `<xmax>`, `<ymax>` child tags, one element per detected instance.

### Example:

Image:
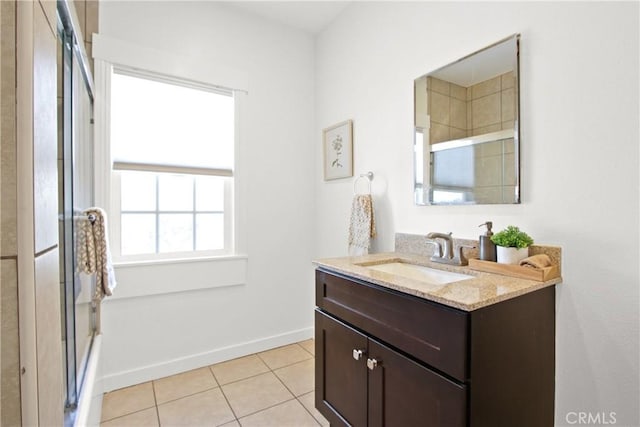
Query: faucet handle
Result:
<box><xmin>456</xmin><ymin>244</ymin><xmax>476</xmax><ymax>266</ymax></box>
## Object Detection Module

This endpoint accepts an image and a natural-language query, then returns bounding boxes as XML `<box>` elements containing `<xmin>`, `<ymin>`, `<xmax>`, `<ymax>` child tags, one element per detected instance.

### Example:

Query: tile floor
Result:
<box><xmin>100</xmin><ymin>339</ymin><xmax>329</xmax><ymax>427</ymax></box>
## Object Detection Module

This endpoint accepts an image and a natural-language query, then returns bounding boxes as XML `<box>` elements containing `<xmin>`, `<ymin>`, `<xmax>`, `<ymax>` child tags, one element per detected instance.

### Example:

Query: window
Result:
<box><xmin>110</xmin><ymin>69</ymin><xmax>235</xmax><ymax>260</ymax></box>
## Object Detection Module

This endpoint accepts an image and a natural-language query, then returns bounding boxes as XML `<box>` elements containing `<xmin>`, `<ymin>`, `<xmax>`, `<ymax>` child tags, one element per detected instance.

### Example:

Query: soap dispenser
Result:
<box><xmin>478</xmin><ymin>221</ymin><xmax>497</xmax><ymax>262</ymax></box>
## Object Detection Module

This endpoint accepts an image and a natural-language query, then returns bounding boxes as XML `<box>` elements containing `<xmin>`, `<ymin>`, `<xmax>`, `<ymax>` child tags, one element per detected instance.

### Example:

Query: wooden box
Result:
<box><xmin>468</xmin><ymin>259</ymin><xmax>560</xmax><ymax>282</ymax></box>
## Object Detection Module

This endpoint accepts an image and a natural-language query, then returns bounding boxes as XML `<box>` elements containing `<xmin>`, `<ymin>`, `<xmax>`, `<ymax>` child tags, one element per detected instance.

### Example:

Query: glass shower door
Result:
<box><xmin>58</xmin><ymin>18</ymin><xmax>96</xmax><ymax>418</ymax></box>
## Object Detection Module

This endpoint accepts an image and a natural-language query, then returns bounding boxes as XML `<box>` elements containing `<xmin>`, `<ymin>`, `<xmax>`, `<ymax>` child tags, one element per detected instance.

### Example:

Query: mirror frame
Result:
<box><xmin>414</xmin><ymin>34</ymin><xmax>521</xmax><ymax>205</ymax></box>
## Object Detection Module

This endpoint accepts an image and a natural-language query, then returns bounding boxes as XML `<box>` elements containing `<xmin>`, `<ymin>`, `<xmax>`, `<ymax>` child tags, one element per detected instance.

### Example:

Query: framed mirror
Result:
<box><xmin>414</xmin><ymin>34</ymin><xmax>520</xmax><ymax>205</ymax></box>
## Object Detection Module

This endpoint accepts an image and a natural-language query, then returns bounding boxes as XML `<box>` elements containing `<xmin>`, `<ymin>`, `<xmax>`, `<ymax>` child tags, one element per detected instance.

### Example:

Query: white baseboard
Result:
<box><xmin>102</xmin><ymin>326</ymin><xmax>314</xmax><ymax>392</ymax></box>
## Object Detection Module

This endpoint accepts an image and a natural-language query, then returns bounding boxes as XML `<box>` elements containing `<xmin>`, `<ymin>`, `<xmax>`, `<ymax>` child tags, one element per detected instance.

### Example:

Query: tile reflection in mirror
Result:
<box><xmin>414</xmin><ymin>34</ymin><xmax>520</xmax><ymax>205</ymax></box>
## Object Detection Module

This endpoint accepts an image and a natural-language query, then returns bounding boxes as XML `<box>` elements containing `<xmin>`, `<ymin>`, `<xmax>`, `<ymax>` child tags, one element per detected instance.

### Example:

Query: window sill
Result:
<box><xmin>108</xmin><ymin>254</ymin><xmax>248</xmax><ymax>300</ymax></box>
<box><xmin>113</xmin><ymin>253</ymin><xmax>248</xmax><ymax>269</ymax></box>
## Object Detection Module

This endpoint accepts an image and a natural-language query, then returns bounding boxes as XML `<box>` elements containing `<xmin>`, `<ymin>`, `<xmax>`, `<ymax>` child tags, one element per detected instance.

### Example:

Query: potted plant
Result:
<box><xmin>490</xmin><ymin>225</ymin><xmax>534</xmax><ymax>264</ymax></box>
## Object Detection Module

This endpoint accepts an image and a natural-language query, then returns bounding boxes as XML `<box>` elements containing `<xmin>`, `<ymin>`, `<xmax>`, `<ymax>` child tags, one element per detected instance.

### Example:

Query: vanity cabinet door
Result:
<box><xmin>367</xmin><ymin>338</ymin><xmax>467</xmax><ymax>427</ymax></box>
<box><xmin>316</xmin><ymin>310</ymin><xmax>368</xmax><ymax>427</ymax></box>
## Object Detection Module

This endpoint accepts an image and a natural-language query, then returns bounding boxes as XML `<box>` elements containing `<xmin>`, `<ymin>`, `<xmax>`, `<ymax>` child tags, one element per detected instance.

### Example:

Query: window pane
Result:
<box><xmin>195</xmin><ymin>176</ymin><xmax>225</xmax><ymax>211</ymax></box>
<box><xmin>196</xmin><ymin>214</ymin><xmax>224</xmax><ymax>251</ymax></box>
<box><xmin>121</xmin><ymin>214</ymin><xmax>156</xmax><ymax>255</ymax></box>
<box><xmin>158</xmin><ymin>175</ymin><xmax>193</xmax><ymax>211</ymax></box>
<box><xmin>121</xmin><ymin>171</ymin><xmax>156</xmax><ymax>211</ymax></box>
<box><xmin>159</xmin><ymin>214</ymin><xmax>193</xmax><ymax>252</ymax></box>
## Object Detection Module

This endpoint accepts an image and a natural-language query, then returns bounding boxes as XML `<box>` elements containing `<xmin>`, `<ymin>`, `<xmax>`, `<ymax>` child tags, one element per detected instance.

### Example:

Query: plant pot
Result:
<box><xmin>496</xmin><ymin>246</ymin><xmax>529</xmax><ymax>265</ymax></box>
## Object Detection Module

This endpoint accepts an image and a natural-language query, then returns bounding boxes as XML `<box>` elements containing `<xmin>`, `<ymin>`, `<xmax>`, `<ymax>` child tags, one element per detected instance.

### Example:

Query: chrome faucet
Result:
<box><xmin>426</xmin><ymin>232</ymin><xmax>473</xmax><ymax>266</ymax></box>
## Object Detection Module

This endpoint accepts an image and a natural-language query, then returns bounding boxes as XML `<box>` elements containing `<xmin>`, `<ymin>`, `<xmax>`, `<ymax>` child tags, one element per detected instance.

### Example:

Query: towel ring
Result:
<box><xmin>354</xmin><ymin>172</ymin><xmax>374</xmax><ymax>194</ymax></box>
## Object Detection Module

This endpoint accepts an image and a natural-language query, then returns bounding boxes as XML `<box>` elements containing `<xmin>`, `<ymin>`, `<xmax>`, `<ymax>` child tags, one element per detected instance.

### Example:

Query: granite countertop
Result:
<box><xmin>314</xmin><ymin>252</ymin><xmax>562</xmax><ymax>311</ymax></box>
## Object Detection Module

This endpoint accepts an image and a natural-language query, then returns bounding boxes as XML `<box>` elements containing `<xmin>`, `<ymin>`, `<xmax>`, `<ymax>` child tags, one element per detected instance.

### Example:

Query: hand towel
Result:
<box><xmin>348</xmin><ymin>194</ymin><xmax>376</xmax><ymax>256</ymax></box>
<box><xmin>77</xmin><ymin>207</ymin><xmax>117</xmax><ymax>303</ymax></box>
<box><xmin>519</xmin><ymin>254</ymin><xmax>552</xmax><ymax>269</ymax></box>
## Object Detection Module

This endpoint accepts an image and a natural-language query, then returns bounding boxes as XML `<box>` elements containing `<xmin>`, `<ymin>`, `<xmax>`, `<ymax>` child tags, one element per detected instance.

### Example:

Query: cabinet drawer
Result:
<box><xmin>316</xmin><ymin>269</ymin><xmax>468</xmax><ymax>381</ymax></box>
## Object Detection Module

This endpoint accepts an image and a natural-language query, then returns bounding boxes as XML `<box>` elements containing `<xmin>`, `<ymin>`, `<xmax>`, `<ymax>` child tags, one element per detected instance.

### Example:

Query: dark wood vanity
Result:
<box><xmin>314</xmin><ymin>268</ymin><xmax>555</xmax><ymax>427</ymax></box>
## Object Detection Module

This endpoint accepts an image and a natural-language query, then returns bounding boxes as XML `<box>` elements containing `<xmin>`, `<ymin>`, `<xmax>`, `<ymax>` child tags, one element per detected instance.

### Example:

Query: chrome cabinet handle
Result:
<box><xmin>367</xmin><ymin>358</ymin><xmax>379</xmax><ymax>370</ymax></box>
<box><xmin>352</xmin><ymin>349</ymin><xmax>364</xmax><ymax>361</ymax></box>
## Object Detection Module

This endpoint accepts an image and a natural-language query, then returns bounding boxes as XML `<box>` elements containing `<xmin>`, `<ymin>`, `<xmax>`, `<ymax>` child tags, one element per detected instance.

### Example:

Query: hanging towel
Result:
<box><xmin>77</xmin><ymin>207</ymin><xmax>117</xmax><ymax>303</ymax></box>
<box><xmin>348</xmin><ymin>194</ymin><xmax>376</xmax><ymax>256</ymax></box>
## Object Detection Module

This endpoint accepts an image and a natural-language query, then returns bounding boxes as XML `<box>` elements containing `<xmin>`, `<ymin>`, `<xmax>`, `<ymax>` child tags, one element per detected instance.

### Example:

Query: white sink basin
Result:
<box><xmin>364</xmin><ymin>262</ymin><xmax>473</xmax><ymax>285</ymax></box>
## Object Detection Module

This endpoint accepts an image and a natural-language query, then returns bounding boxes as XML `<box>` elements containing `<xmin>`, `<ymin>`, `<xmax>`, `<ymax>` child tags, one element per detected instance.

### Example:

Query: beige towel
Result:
<box><xmin>348</xmin><ymin>195</ymin><xmax>376</xmax><ymax>256</ymax></box>
<box><xmin>77</xmin><ymin>207</ymin><xmax>117</xmax><ymax>303</ymax></box>
<box><xmin>519</xmin><ymin>254</ymin><xmax>552</xmax><ymax>269</ymax></box>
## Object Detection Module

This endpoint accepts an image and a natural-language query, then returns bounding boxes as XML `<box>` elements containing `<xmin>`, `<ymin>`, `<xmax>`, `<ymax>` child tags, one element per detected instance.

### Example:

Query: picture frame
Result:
<box><xmin>323</xmin><ymin>120</ymin><xmax>353</xmax><ymax>180</ymax></box>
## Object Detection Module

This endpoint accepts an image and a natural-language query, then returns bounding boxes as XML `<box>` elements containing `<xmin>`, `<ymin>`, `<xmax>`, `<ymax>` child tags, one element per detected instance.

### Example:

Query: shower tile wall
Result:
<box><xmin>33</xmin><ymin>2</ymin><xmax>65</xmax><ymax>424</ymax></box>
<box><xmin>34</xmin><ymin>0</ymin><xmax>60</xmax><ymax>254</ymax></box>
<box><xmin>73</xmin><ymin>0</ymin><xmax>99</xmax><ymax>73</ymax></box>
<box><xmin>468</xmin><ymin>72</ymin><xmax>515</xmax><ymax>136</ymax></box>
<box><xmin>427</xmin><ymin>76</ymin><xmax>468</xmax><ymax>143</ymax></box>
<box><xmin>1</xmin><ymin>1</ymin><xmax>22</xmax><ymax>425</ymax></box>
<box><xmin>2</xmin><ymin>0</ymin><xmax>71</xmax><ymax>424</ymax></box>
<box><xmin>1</xmin><ymin>2</ymin><xmax>17</xmax><ymax>257</ymax></box>
<box><xmin>427</xmin><ymin>71</ymin><xmax>515</xmax><ymax>144</ymax></box>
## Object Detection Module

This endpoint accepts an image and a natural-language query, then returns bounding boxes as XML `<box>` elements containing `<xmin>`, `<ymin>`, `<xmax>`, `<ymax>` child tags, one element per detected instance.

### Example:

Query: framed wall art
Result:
<box><xmin>323</xmin><ymin>120</ymin><xmax>353</xmax><ymax>180</ymax></box>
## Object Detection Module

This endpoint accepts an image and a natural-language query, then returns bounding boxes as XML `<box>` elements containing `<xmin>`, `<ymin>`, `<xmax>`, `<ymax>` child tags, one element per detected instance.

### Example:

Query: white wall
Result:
<box><xmin>315</xmin><ymin>2</ymin><xmax>639</xmax><ymax>425</ymax></box>
<box><xmin>97</xmin><ymin>1</ymin><xmax>639</xmax><ymax>424</ymax></box>
<box><xmin>98</xmin><ymin>1</ymin><xmax>316</xmax><ymax>390</ymax></box>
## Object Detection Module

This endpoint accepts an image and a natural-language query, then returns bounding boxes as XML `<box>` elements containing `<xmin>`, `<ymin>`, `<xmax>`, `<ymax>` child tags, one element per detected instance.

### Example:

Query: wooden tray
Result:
<box><xmin>468</xmin><ymin>259</ymin><xmax>560</xmax><ymax>282</ymax></box>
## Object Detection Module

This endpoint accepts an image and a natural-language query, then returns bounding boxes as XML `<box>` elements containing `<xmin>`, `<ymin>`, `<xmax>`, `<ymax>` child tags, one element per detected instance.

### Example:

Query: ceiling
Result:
<box><xmin>430</xmin><ymin>36</ymin><xmax>517</xmax><ymax>87</ymax></box>
<box><xmin>227</xmin><ymin>1</ymin><xmax>352</xmax><ymax>34</ymax></box>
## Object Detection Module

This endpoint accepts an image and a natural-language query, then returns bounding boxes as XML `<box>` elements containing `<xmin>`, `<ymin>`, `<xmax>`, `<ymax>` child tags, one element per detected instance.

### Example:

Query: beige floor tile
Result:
<box><xmin>220</xmin><ymin>421</ymin><xmax>241</xmax><ymax>427</ymax></box>
<box><xmin>298</xmin><ymin>339</ymin><xmax>315</xmax><ymax>356</ymax></box>
<box><xmin>100</xmin><ymin>407</ymin><xmax>159</xmax><ymax>427</ymax></box>
<box><xmin>153</xmin><ymin>367</ymin><xmax>218</xmax><ymax>404</ymax></box>
<box><xmin>239</xmin><ymin>399</ymin><xmax>319</xmax><ymax>427</ymax></box>
<box><xmin>298</xmin><ymin>392</ymin><xmax>329</xmax><ymax>427</ymax></box>
<box><xmin>221</xmin><ymin>372</ymin><xmax>294</xmax><ymax>418</ymax></box>
<box><xmin>157</xmin><ymin>388</ymin><xmax>235</xmax><ymax>426</ymax></box>
<box><xmin>211</xmin><ymin>354</ymin><xmax>270</xmax><ymax>385</ymax></box>
<box><xmin>274</xmin><ymin>359</ymin><xmax>314</xmax><ymax>396</ymax></box>
<box><xmin>101</xmin><ymin>382</ymin><xmax>156</xmax><ymax>421</ymax></box>
<box><xmin>257</xmin><ymin>344</ymin><xmax>312</xmax><ymax>370</ymax></box>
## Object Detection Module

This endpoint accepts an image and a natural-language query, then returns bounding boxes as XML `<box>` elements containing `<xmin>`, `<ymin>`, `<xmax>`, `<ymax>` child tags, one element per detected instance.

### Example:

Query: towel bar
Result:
<box><xmin>58</xmin><ymin>213</ymin><xmax>97</xmax><ymax>223</ymax></box>
<box><xmin>354</xmin><ymin>171</ymin><xmax>374</xmax><ymax>194</ymax></box>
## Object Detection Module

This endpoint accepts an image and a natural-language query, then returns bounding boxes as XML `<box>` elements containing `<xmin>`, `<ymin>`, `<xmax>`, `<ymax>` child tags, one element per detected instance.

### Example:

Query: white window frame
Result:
<box><xmin>109</xmin><ymin>67</ymin><xmax>236</xmax><ymax>261</ymax></box>
<box><xmin>93</xmin><ymin>34</ymin><xmax>248</xmax><ymax>264</ymax></box>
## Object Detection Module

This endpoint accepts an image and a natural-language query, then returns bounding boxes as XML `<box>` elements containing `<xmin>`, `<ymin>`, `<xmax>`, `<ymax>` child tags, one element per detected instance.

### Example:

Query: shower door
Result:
<box><xmin>58</xmin><ymin>11</ymin><xmax>96</xmax><ymax>418</ymax></box>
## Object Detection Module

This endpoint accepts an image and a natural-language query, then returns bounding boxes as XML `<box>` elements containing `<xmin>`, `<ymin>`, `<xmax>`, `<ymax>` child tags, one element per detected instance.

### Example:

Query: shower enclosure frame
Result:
<box><xmin>57</xmin><ymin>0</ymin><xmax>96</xmax><ymax>421</ymax></box>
